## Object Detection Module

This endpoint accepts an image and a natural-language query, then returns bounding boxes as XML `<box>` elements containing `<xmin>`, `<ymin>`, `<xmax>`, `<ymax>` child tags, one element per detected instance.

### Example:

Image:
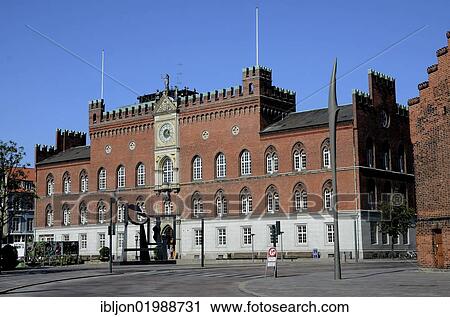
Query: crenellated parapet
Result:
<box><xmin>418</xmin><ymin>81</ymin><xmax>429</xmax><ymax>91</ymax></box>
<box><xmin>436</xmin><ymin>46</ymin><xmax>448</xmax><ymax>57</ymax></box>
<box><xmin>407</xmin><ymin>97</ymin><xmax>420</xmax><ymax>106</ymax></box>
<box><xmin>352</xmin><ymin>89</ymin><xmax>372</xmax><ymax>107</ymax></box>
<box><xmin>396</xmin><ymin>103</ymin><xmax>409</xmax><ymax>117</ymax></box>
<box><xmin>35</xmin><ymin>144</ymin><xmax>57</xmax><ymax>164</ymax></box>
<box><xmin>427</xmin><ymin>64</ymin><xmax>438</xmax><ymax>74</ymax></box>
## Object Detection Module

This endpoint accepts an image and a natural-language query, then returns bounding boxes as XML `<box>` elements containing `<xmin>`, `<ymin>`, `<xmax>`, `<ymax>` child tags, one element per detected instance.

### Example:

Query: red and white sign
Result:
<box><xmin>267</xmin><ymin>247</ymin><xmax>277</xmax><ymax>260</ymax></box>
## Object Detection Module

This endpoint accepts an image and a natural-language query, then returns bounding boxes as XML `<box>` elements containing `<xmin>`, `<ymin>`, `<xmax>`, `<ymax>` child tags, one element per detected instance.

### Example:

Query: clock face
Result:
<box><xmin>159</xmin><ymin>122</ymin><xmax>174</xmax><ymax>143</ymax></box>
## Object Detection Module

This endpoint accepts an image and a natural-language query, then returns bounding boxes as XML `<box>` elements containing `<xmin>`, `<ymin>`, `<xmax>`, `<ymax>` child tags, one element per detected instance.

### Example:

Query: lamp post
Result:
<box><xmin>328</xmin><ymin>59</ymin><xmax>342</xmax><ymax>280</ymax></box>
<box><xmin>251</xmin><ymin>233</ymin><xmax>255</xmax><ymax>262</ymax></box>
<box><xmin>135</xmin><ymin>233</ymin><xmax>139</xmax><ymax>260</ymax></box>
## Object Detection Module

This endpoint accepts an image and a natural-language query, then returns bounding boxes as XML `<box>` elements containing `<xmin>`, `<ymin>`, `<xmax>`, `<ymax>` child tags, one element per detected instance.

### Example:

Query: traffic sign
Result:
<box><xmin>268</xmin><ymin>247</ymin><xmax>277</xmax><ymax>258</ymax></box>
<box><xmin>265</xmin><ymin>247</ymin><xmax>278</xmax><ymax>277</ymax></box>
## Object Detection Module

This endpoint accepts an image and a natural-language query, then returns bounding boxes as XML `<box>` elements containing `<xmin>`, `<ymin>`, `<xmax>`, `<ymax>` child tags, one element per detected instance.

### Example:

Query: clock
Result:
<box><xmin>159</xmin><ymin>122</ymin><xmax>174</xmax><ymax>143</ymax></box>
<box><xmin>105</xmin><ymin>145</ymin><xmax>112</xmax><ymax>154</ymax></box>
<box><xmin>380</xmin><ymin>110</ymin><xmax>390</xmax><ymax>128</ymax></box>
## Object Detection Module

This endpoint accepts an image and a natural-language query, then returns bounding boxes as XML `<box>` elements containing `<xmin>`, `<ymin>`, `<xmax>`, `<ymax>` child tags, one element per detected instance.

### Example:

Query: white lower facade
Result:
<box><xmin>35</xmin><ymin>211</ymin><xmax>364</xmax><ymax>260</ymax></box>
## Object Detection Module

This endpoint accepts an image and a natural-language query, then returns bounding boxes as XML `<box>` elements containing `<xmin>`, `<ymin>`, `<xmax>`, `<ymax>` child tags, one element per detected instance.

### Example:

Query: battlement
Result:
<box><xmin>396</xmin><ymin>103</ymin><xmax>409</xmax><ymax>117</ymax></box>
<box><xmin>368</xmin><ymin>68</ymin><xmax>395</xmax><ymax>85</ymax></box>
<box><xmin>242</xmin><ymin>65</ymin><xmax>272</xmax><ymax>81</ymax></box>
<box><xmin>35</xmin><ymin>144</ymin><xmax>57</xmax><ymax>164</ymax></box>
<box><xmin>407</xmin><ymin>97</ymin><xmax>420</xmax><ymax>106</ymax></box>
<box><xmin>427</xmin><ymin>64</ymin><xmax>438</xmax><ymax>74</ymax></box>
<box><xmin>367</xmin><ymin>68</ymin><xmax>396</xmax><ymax>107</ymax></box>
<box><xmin>436</xmin><ymin>46</ymin><xmax>448</xmax><ymax>57</ymax></box>
<box><xmin>101</xmin><ymin>102</ymin><xmax>154</xmax><ymax>123</ymax></box>
<box><xmin>89</xmin><ymin>99</ymin><xmax>105</xmax><ymax>110</ymax></box>
<box><xmin>56</xmin><ymin>129</ymin><xmax>86</xmax><ymax>152</ymax></box>
<box><xmin>352</xmin><ymin>89</ymin><xmax>372</xmax><ymax>107</ymax></box>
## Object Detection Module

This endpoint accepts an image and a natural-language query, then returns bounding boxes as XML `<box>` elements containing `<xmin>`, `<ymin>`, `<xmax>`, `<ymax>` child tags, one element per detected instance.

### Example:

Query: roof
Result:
<box><xmin>36</xmin><ymin>145</ymin><xmax>90</xmax><ymax>166</ymax></box>
<box><xmin>261</xmin><ymin>104</ymin><xmax>353</xmax><ymax>134</ymax></box>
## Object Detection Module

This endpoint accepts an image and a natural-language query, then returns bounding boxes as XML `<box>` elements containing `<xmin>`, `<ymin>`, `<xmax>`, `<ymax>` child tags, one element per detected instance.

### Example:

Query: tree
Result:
<box><xmin>378</xmin><ymin>201</ymin><xmax>416</xmax><ymax>257</ymax></box>
<box><xmin>0</xmin><ymin>140</ymin><xmax>33</xmax><ymax>272</ymax></box>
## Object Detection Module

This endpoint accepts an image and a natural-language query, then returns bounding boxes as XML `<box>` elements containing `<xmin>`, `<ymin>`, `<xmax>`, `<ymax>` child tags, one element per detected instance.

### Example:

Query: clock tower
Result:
<box><xmin>153</xmin><ymin>93</ymin><xmax>180</xmax><ymax>192</ymax></box>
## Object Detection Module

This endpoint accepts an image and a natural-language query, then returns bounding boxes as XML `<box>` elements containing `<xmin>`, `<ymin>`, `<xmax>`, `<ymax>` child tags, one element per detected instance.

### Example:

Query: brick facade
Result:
<box><xmin>409</xmin><ymin>31</ymin><xmax>450</xmax><ymax>268</ymax></box>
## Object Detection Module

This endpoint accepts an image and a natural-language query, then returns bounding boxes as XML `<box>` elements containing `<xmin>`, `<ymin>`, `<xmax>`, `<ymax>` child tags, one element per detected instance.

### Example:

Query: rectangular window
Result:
<box><xmin>194</xmin><ymin>229</ymin><xmax>202</xmax><ymax>247</ymax></box>
<box><xmin>62</xmin><ymin>234</ymin><xmax>70</xmax><ymax>242</ymax></box>
<box><xmin>118</xmin><ymin>232</ymin><xmax>124</xmax><ymax>249</ymax></box>
<box><xmin>80</xmin><ymin>234</ymin><xmax>87</xmax><ymax>249</ymax></box>
<box><xmin>13</xmin><ymin>235</ymin><xmax>22</xmax><ymax>243</ymax></box>
<box><xmin>370</xmin><ymin>222</ymin><xmax>378</xmax><ymax>245</ymax></box>
<box><xmin>402</xmin><ymin>230</ymin><xmax>409</xmax><ymax>245</ymax></box>
<box><xmin>217</xmin><ymin>228</ymin><xmax>226</xmax><ymax>246</ymax></box>
<box><xmin>392</xmin><ymin>234</ymin><xmax>400</xmax><ymax>245</ymax></box>
<box><xmin>326</xmin><ymin>224</ymin><xmax>334</xmax><ymax>243</ymax></box>
<box><xmin>99</xmin><ymin>233</ymin><xmax>106</xmax><ymax>249</ymax></box>
<box><xmin>301</xmin><ymin>153</ymin><xmax>307</xmax><ymax>169</ymax></box>
<box><xmin>26</xmin><ymin>218</ymin><xmax>33</xmax><ymax>232</ymax></box>
<box><xmin>12</xmin><ymin>217</ymin><xmax>20</xmax><ymax>232</ymax></box>
<box><xmin>297</xmin><ymin>225</ymin><xmax>307</xmax><ymax>244</ymax></box>
<box><xmin>243</xmin><ymin>227</ymin><xmax>252</xmax><ymax>245</ymax></box>
<box><xmin>382</xmin><ymin>232</ymin><xmax>388</xmax><ymax>245</ymax></box>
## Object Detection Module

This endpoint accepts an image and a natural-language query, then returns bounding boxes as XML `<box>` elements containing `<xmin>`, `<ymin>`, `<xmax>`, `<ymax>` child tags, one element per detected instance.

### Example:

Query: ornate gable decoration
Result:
<box><xmin>154</xmin><ymin>95</ymin><xmax>177</xmax><ymax>114</ymax></box>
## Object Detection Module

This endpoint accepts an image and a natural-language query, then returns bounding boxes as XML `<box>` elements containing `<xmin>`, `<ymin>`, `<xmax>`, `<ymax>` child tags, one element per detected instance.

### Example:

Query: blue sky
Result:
<box><xmin>1</xmin><ymin>0</ymin><xmax>448</xmax><ymax>165</ymax></box>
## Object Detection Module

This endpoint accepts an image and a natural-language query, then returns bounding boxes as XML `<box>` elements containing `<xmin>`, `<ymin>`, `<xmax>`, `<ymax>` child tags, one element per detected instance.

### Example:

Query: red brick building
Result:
<box><xmin>34</xmin><ymin>65</ymin><xmax>415</xmax><ymax>260</ymax></box>
<box><xmin>409</xmin><ymin>31</ymin><xmax>450</xmax><ymax>268</ymax></box>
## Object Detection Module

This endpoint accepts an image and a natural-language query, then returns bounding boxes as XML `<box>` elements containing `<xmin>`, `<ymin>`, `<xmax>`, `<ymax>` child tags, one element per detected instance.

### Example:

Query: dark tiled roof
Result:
<box><xmin>261</xmin><ymin>104</ymin><xmax>353</xmax><ymax>134</ymax></box>
<box><xmin>37</xmin><ymin>145</ymin><xmax>90</xmax><ymax>166</ymax></box>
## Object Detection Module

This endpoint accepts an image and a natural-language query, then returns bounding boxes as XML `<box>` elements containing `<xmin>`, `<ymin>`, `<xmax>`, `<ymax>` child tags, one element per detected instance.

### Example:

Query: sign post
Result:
<box><xmin>265</xmin><ymin>247</ymin><xmax>278</xmax><ymax>278</ymax></box>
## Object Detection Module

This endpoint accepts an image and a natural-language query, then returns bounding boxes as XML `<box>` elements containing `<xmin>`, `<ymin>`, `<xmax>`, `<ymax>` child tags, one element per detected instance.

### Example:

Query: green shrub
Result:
<box><xmin>1</xmin><ymin>245</ymin><xmax>18</xmax><ymax>270</ymax></box>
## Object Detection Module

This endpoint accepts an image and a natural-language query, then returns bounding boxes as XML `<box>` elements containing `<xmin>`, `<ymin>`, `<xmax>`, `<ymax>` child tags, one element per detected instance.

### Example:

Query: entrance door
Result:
<box><xmin>433</xmin><ymin>229</ymin><xmax>444</xmax><ymax>268</ymax></box>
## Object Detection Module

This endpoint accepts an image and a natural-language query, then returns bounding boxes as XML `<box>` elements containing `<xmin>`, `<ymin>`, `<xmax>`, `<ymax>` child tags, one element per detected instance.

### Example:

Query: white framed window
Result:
<box><xmin>164</xmin><ymin>201</ymin><xmax>174</xmax><ymax>215</ymax></box>
<box><xmin>392</xmin><ymin>234</ymin><xmax>400</xmax><ymax>245</ymax></box>
<box><xmin>193</xmin><ymin>196</ymin><xmax>203</xmax><ymax>217</ymax></box>
<box><xmin>47</xmin><ymin>177</ymin><xmax>54</xmax><ymax>196</ymax></box>
<box><xmin>297</xmin><ymin>224</ymin><xmax>307</xmax><ymax>244</ymax></box>
<box><xmin>80</xmin><ymin>203</ymin><xmax>88</xmax><ymax>225</ymax></box>
<box><xmin>80</xmin><ymin>172</ymin><xmax>88</xmax><ymax>193</ymax></box>
<box><xmin>117</xmin><ymin>202</ymin><xmax>125</xmax><ymax>223</ymax></box>
<box><xmin>324</xmin><ymin>188</ymin><xmax>332</xmax><ymax>210</ymax></box>
<box><xmin>192</xmin><ymin>156</ymin><xmax>202</xmax><ymax>180</ymax></box>
<box><xmin>300</xmin><ymin>152</ymin><xmax>307</xmax><ymax>170</ymax></box>
<box><xmin>370</xmin><ymin>222</ymin><xmax>378</xmax><ymax>245</ymax></box>
<box><xmin>63</xmin><ymin>173</ymin><xmax>71</xmax><ymax>194</ymax></box>
<box><xmin>241</xmin><ymin>192</ymin><xmax>252</xmax><ymax>214</ymax></box>
<box><xmin>98</xmin><ymin>168</ymin><xmax>107</xmax><ymax>190</ymax></box>
<box><xmin>267</xmin><ymin>189</ymin><xmax>279</xmax><ymax>214</ymax></box>
<box><xmin>98</xmin><ymin>202</ymin><xmax>106</xmax><ymax>224</ymax></box>
<box><xmin>63</xmin><ymin>205</ymin><xmax>71</xmax><ymax>226</ymax></box>
<box><xmin>266</xmin><ymin>153</ymin><xmax>279</xmax><ymax>174</ymax></box>
<box><xmin>217</xmin><ymin>228</ymin><xmax>226</xmax><ymax>246</ymax></box>
<box><xmin>118</xmin><ymin>232</ymin><xmax>124</xmax><ymax>249</ymax></box>
<box><xmin>12</xmin><ymin>217</ymin><xmax>20</xmax><ymax>232</ymax></box>
<box><xmin>293</xmin><ymin>150</ymin><xmax>300</xmax><ymax>171</ymax></box>
<box><xmin>137</xmin><ymin>163</ymin><xmax>146</xmax><ymax>186</ymax></box>
<box><xmin>216</xmin><ymin>194</ymin><xmax>228</xmax><ymax>217</ymax></box>
<box><xmin>162</xmin><ymin>158</ymin><xmax>173</xmax><ymax>184</ymax></box>
<box><xmin>295</xmin><ymin>190</ymin><xmax>308</xmax><ymax>212</ymax></box>
<box><xmin>46</xmin><ymin>206</ymin><xmax>54</xmax><ymax>227</ymax></box>
<box><xmin>326</xmin><ymin>224</ymin><xmax>334</xmax><ymax>243</ymax></box>
<box><xmin>80</xmin><ymin>234</ymin><xmax>87</xmax><ymax>249</ymax></box>
<box><xmin>62</xmin><ymin>234</ymin><xmax>70</xmax><ymax>242</ymax></box>
<box><xmin>194</xmin><ymin>229</ymin><xmax>202</xmax><ymax>247</ymax></box>
<box><xmin>240</xmin><ymin>150</ymin><xmax>251</xmax><ymax>176</ymax></box>
<box><xmin>216</xmin><ymin>153</ymin><xmax>226</xmax><ymax>178</ymax></box>
<box><xmin>242</xmin><ymin>227</ymin><xmax>252</xmax><ymax>246</ymax></box>
<box><xmin>98</xmin><ymin>233</ymin><xmax>106</xmax><ymax>249</ymax></box>
<box><xmin>117</xmin><ymin>166</ymin><xmax>126</xmax><ymax>188</ymax></box>
<box><xmin>26</xmin><ymin>218</ymin><xmax>33</xmax><ymax>232</ymax></box>
<box><xmin>323</xmin><ymin>147</ymin><xmax>331</xmax><ymax>168</ymax></box>
<box><xmin>382</xmin><ymin>232</ymin><xmax>389</xmax><ymax>245</ymax></box>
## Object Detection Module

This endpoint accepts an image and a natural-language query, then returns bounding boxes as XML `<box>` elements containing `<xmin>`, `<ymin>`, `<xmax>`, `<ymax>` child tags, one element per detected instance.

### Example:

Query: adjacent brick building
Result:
<box><xmin>34</xmin><ymin>65</ymin><xmax>415</xmax><ymax>260</ymax></box>
<box><xmin>409</xmin><ymin>31</ymin><xmax>450</xmax><ymax>268</ymax></box>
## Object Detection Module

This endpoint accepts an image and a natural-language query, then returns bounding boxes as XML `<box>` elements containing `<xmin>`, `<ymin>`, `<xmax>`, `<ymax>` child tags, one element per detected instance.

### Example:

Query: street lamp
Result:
<box><xmin>135</xmin><ymin>233</ymin><xmax>139</xmax><ymax>260</ymax></box>
<box><xmin>251</xmin><ymin>233</ymin><xmax>255</xmax><ymax>262</ymax></box>
<box><xmin>328</xmin><ymin>59</ymin><xmax>342</xmax><ymax>280</ymax></box>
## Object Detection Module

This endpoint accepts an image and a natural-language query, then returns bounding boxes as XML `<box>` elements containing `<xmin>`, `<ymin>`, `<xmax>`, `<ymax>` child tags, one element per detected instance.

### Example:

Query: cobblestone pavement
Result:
<box><xmin>0</xmin><ymin>260</ymin><xmax>448</xmax><ymax>296</ymax></box>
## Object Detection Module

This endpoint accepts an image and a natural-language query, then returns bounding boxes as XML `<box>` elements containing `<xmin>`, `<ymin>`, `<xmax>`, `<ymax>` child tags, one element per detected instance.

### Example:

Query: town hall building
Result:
<box><xmin>34</xmin><ymin>65</ymin><xmax>416</xmax><ymax>260</ymax></box>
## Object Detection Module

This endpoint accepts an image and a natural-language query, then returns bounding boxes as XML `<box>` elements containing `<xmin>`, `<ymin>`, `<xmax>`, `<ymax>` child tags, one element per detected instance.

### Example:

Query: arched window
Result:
<box><xmin>98</xmin><ymin>168</ymin><xmax>107</xmax><ymax>190</ymax></box>
<box><xmin>240</xmin><ymin>187</ymin><xmax>253</xmax><ymax>215</ymax></box>
<box><xmin>192</xmin><ymin>156</ymin><xmax>202</xmax><ymax>180</ymax></box>
<box><xmin>80</xmin><ymin>170</ymin><xmax>88</xmax><ymax>193</ymax></box>
<box><xmin>80</xmin><ymin>202</ymin><xmax>88</xmax><ymax>225</ymax></box>
<box><xmin>46</xmin><ymin>204</ymin><xmax>54</xmax><ymax>227</ymax></box>
<box><xmin>62</xmin><ymin>204</ymin><xmax>71</xmax><ymax>226</ymax></box>
<box><xmin>117</xmin><ymin>200</ymin><xmax>125</xmax><ymax>223</ymax></box>
<box><xmin>192</xmin><ymin>192</ymin><xmax>203</xmax><ymax>218</ymax></box>
<box><xmin>266</xmin><ymin>185</ymin><xmax>280</xmax><ymax>214</ymax></box>
<box><xmin>367</xmin><ymin>179</ymin><xmax>376</xmax><ymax>210</ymax></box>
<box><xmin>265</xmin><ymin>146</ymin><xmax>279</xmax><ymax>174</ymax></box>
<box><xmin>162</xmin><ymin>158</ymin><xmax>173</xmax><ymax>184</ymax></box>
<box><xmin>98</xmin><ymin>201</ymin><xmax>106</xmax><ymax>224</ymax></box>
<box><xmin>63</xmin><ymin>172</ymin><xmax>71</xmax><ymax>194</ymax></box>
<box><xmin>249</xmin><ymin>83</ymin><xmax>254</xmax><ymax>94</ymax></box>
<box><xmin>117</xmin><ymin>165</ymin><xmax>126</xmax><ymax>188</ymax></box>
<box><xmin>240</xmin><ymin>150</ymin><xmax>251</xmax><ymax>176</ymax></box>
<box><xmin>136</xmin><ymin>163</ymin><xmax>146</xmax><ymax>186</ymax></box>
<box><xmin>323</xmin><ymin>180</ymin><xmax>333</xmax><ymax>210</ymax></box>
<box><xmin>164</xmin><ymin>201</ymin><xmax>174</xmax><ymax>215</ymax></box>
<box><xmin>366</xmin><ymin>138</ymin><xmax>374</xmax><ymax>168</ymax></box>
<box><xmin>216</xmin><ymin>153</ymin><xmax>226</xmax><ymax>178</ymax></box>
<box><xmin>398</xmin><ymin>144</ymin><xmax>405</xmax><ymax>173</ymax></box>
<box><xmin>46</xmin><ymin>174</ymin><xmax>54</xmax><ymax>196</ymax></box>
<box><xmin>293</xmin><ymin>182</ymin><xmax>307</xmax><ymax>212</ymax></box>
<box><xmin>215</xmin><ymin>190</ymin><xmax>228</xmax><ymax>217</ymax></box>
<box><xmin>322</xmin><ymin>139</ymin><xmax>331</xmax><ymax>169</ymax></box>
<box><xmin>293</xmin><ymin>142</ymin><xmax>306</xmax><ymax>171</ymax></box>
<box><xmin>381</xmin><ymin>141</ymin><xmax>390</xmax><ymax>170</ymax></box>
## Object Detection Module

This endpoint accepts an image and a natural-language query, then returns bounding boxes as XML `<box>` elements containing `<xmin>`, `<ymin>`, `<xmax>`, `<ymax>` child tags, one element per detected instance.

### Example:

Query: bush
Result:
<box><xmin>1</xmin><ymin>245</ymin><xmax>19</xmax><ymax>270</ymax></box>
<box><xmin>99</xmin><ymin>246</ymin><xmax>110</xmax><ymax>261</ymax></box>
